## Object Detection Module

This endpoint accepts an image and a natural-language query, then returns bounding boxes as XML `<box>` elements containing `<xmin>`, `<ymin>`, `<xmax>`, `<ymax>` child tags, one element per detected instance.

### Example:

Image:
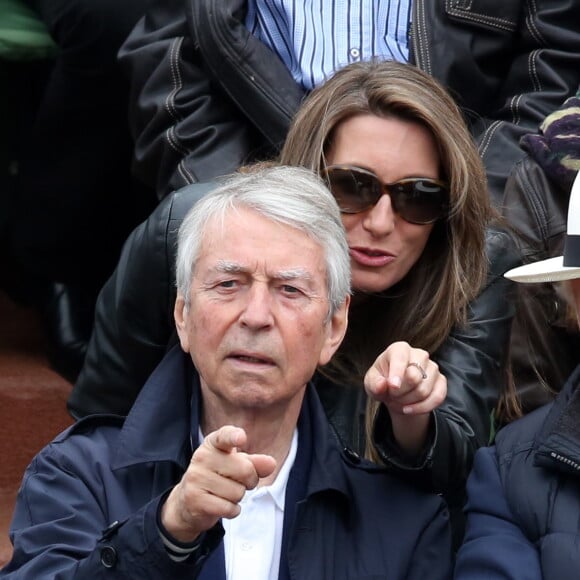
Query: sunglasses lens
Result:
<box><xmin>390</xmin><ymin>180</ymin><xmax>447</xmax><ymax>224</ymax></box>
<box><xmin>325</xmin><ymin>167</ymin><xmax>448</xmax><ymax>223</ymax></box>
<box><xmin>325</xmin><ymin>168</ymin><xmax>380</xmax><ymax>213</ymax></box>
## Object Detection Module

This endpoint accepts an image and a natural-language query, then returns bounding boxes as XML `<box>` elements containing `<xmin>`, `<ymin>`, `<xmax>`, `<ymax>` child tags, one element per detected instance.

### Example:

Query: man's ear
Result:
<box><xmin>174</xmin><ymin>295</ymin><xmax>190</xmax><ymax>352</ymax></box>
<box><xmin>318</xmin><ymin>295</ymin><xmax>350</xmax><ymax>366</ymax></box>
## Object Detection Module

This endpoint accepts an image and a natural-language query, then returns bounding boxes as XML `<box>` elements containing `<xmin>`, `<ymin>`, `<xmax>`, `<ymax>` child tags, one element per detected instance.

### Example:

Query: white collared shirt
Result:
<box><xmin>222</xmin><ymin>428</ymin><xmax>298</xmax><ymax>580</ymax></box>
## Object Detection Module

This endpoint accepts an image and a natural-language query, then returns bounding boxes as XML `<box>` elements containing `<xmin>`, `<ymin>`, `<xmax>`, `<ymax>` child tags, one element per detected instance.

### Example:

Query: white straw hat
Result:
<box><xmin>504</xmin><ymin>170</ymin><xmax>580</xmax><ymax>283</ymax></box>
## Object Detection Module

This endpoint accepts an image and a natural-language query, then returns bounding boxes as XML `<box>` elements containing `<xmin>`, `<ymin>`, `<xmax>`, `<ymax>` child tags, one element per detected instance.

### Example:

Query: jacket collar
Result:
<box><xmin>534</xmin><ymin>364</ymin><xmax>580</xmax><ymax>476</ymax></box>
<box><xmin>111</xmin><ymin>345</ymin><xmax>194</xmax><ymax>470</ymax></box>
<box><xmin>301</xmin><ymin>383</ymin><xmax>355</xmax><ymax>500</ymax></box>
<box><xmin>188</xmin><ymin>0</ymin><xmax>303</xmax><ymax>144</ymax></box>
<box><xmin>110</xmin><ymin>345</ymin><xmax>376</xmax><ymax>503</ymax></box>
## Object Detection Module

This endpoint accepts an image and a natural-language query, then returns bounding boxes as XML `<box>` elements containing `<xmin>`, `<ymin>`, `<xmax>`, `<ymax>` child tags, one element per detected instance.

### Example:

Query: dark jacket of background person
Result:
<box><xmin>2</xmin><ymin>347</ymin><xmax>453</xmax><ymax>579</ymax></box>
<box><xmin>118</xmin><ymin>0</ymin><xmax>580</xmax><ymax>203</ymax></box>
<box><xmin>69</xmin><ymin>182</ymin><xmax>520</xmax><ymax>497</ymax></box>
<box><xmin>502</xmin><ymin>92</ymin><xmax>580</xmax><ymax>413</ymax></box>
<box><xmin>455</xmin><ymin>364</ymin><xmax>580</xmax><ymax>579</ymax></box>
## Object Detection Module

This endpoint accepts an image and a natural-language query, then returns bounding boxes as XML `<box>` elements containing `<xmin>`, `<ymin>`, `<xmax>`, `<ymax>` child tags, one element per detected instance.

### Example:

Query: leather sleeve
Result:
<box><xmin>430</xmin><ymin>229</ymin><xmax>519</xmax><ymax>489</ymax></box>
<box><xmin>374</xmin><ymin>228</ymin><xmax>521</xmax><ymax>493</ymax></box>
<box><xmin>117</xmin><ymin>0</ymin><xmax>255</xmax><ymax>198</ymax></box>
<box><xmin>68</xmin><ymin>184</ymin><xmax>215</xmax><ymax>418</ymax></box>
<box><xmin>118</xmin><ymin>0</ymin><xmax>303</xmax><ymax>199</ymax></box>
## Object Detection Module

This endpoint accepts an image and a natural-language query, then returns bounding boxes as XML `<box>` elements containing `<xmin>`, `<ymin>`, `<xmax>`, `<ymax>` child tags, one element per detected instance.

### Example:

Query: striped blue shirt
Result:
<box><xmin>245</xmin><ymin>0</ymin><xmax>412</xmax><ymax>90</ymax></box>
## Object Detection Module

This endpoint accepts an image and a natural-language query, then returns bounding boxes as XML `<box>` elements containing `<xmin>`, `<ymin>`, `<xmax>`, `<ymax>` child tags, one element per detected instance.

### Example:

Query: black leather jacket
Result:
<box><xmin>119</xmin><ymin>0</ymin><xmax>580</xmax><ymax>203</ymax></box>
<box><xmin>70</xmin><ymin>183</ymin><xmax>519</xmax><ymax>499</ymax></box>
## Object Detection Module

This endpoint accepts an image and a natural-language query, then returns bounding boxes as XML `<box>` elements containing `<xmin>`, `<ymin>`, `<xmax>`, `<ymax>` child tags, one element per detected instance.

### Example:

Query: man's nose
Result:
<box><xmin>362</xmin><ymin>193</ymin><xmax>396</xmax><ymax>237</ymax></box>
<box><xmin>239</xmin><ymin>284</ymin><xmax>274</xmax><ymax>329</ymax></box>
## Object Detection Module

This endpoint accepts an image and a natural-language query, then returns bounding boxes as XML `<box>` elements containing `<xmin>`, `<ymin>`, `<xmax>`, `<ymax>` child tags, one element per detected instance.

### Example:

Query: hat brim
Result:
<box><xmin>504</xmin><ymin>256</ymin><xmax>580</xmax><ymax>283</ymax></box>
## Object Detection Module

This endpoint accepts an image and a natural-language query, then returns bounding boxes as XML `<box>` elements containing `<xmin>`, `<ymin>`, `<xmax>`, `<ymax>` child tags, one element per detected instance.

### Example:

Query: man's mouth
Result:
<box><xmin>235</xmin><ymin>355</ymin><xmax>269</xmax><ymax>363</ymax></box>
<box><xmin>229</xmin><ymin>353</ymin><xmax>274</xmax><ymax>365</ymax></box>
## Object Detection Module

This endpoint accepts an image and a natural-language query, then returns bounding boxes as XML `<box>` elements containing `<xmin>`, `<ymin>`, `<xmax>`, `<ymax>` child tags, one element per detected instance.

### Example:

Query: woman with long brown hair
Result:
<box><xmin>281</xmin><ymin>60</ymin><xmax>498</xmax><ymax>462</ymax></box>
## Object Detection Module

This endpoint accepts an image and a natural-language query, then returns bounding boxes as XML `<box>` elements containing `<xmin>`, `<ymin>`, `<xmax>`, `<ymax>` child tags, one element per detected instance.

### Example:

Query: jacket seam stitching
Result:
<box><xmin>526</xmin><ymin>0</ymin><xmax>545</xmax><ymax>47</ymax></box>
<box><xmin>478</xmin><ymin>120</ymin><xmax>502</xmax><ymax>158</ymax></box>
<box><xmin>412</xmin><ymin>1</ymin><xmax>431</xmax><ymax>73</ymax></box>
<box><xmin>511</xmin><ymin>94</ymin><xmax>523</xmax><ymax>126</ymax></box>
<box><xmin>528</xmin><ymin>50</ymin><xmax>542</xmax><ymax>93</ymax></box>
<box><xmin>164</xmin><ymin>37</ymin><xmax>189</xmax><ymax>157</ymax></box>
<box><xmin>445</xmin><ymin>0</ymin><xmax>517</xmax><ymax>31</ymax></box>
<box><xmin>526</xmin><ymin>0</ymin><xmax>544</xmax><ymax>92</ymax></box>
<box><xmin>177</xmin><ymin>159</ymin><xmax>196</xmax><ymax>185</ymax></box>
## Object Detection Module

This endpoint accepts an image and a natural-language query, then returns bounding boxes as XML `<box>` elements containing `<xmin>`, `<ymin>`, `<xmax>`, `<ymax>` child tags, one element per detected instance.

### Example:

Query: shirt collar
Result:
<box><xmin>263</xmin><ymin>428</ymin><xmax>298</xmax><ymax>511</ymax></box>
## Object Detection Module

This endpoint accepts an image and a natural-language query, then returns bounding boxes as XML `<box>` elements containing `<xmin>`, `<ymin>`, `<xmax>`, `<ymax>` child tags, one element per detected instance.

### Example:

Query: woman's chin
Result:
<box><xmin>351</xmin><ymin>273</ymin><xmax>399</xmax><ymax>296</ymax></box>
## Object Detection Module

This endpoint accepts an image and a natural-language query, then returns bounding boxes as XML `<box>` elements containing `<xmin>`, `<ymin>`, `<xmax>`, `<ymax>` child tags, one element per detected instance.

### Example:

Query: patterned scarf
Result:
<box><xmin>521</xmin><ymin>89</ymin><xmax>580</xmax><ymax>192</ymax></box>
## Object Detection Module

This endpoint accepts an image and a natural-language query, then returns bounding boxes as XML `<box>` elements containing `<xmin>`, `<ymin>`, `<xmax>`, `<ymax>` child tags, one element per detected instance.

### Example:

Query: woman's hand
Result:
<box><xmin>365</xmin><ymin>341</ymin><xmax>447</xmax><ymax>455</ymax></box>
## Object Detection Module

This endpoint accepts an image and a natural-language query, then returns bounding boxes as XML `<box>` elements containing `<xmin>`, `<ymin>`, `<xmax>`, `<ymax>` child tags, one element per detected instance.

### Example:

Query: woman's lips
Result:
<box><xmin>349</xmin><ymin>247</ymin><xmax>395</xmax><ymax>267</ymax></box>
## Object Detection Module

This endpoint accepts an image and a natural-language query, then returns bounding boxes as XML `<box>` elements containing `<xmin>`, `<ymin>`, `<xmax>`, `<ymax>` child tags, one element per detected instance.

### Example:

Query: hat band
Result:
<box><xmin>563</xmin><ymin>234</ymin><xmax>580</xmax><ymax>267</ymax></box>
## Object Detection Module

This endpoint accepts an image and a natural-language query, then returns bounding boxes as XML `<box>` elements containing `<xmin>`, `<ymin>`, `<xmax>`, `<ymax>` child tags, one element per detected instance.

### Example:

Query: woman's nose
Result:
<box><xmin>361</xmin><ymin>193</ymin><xmax>396</xmax><ymax>237</ymax></box>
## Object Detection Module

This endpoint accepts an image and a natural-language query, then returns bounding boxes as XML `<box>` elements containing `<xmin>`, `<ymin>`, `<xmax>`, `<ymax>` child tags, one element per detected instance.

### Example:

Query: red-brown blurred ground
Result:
<box><xmin>0</xmin><ymin>289</ymin><xmax>73</xmax><ymax>568</ymax></box>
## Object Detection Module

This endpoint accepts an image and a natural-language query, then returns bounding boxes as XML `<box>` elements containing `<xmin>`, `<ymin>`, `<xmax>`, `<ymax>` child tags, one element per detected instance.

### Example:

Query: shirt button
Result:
<box><xmin>241</xmin><ymin>541</ymin><xmax>252</xmax><ymax>551</ymax></box>
<box><xmin>100</xmin><ymin>546</ymin><xmax>118</xmax><ymax>568</ymax></box>
<box><xmin>349</xmin><ymin>47</ymin><xmax>360</xmax><ymax>59</ymax></box>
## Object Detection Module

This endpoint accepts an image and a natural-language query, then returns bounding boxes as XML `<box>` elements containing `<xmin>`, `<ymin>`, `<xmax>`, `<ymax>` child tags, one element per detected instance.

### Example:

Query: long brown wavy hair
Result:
<box><xmin>279</xmin><ymin>60</ymin><xmax>495</xmax><ymax>455</ymax></box>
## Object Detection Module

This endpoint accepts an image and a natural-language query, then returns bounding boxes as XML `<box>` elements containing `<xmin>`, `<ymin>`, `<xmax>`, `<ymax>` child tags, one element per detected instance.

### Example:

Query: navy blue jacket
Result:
<box><xmin>2</xmin><ymin>347</ymin><xmax>452</xmax><ymax>579</ymax></box>
<box><xmin>455</xmin><ymin>364</ymin><xmax>580</xmax><ymax>579</ymax></box>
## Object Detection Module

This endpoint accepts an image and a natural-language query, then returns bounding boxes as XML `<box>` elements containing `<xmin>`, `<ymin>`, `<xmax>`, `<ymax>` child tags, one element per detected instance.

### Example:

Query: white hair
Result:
<box><xmin>175</xmin><ymin>165</ymin><xmax>351</xmax><ymax>317</ymax></box>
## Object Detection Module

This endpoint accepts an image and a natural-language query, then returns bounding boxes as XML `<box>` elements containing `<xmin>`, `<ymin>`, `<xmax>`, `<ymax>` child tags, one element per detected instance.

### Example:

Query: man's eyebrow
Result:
<box><xmin>274</xmin><ymin>268</ymin><xmax>314</xmax><ymax>282</ymax></box>
<box><xmin>214</xmin><ymin>261</ymin><xmax>314</xmax><ymax>282</ymax></box>
<box><xmin>215</xmin><ymin>260</ymin><xmax>245</xmax><ymax>274</ymax></box>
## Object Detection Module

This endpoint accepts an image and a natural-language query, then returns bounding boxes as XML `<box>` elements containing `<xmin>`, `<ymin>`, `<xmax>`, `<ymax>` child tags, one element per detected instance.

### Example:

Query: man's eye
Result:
<box><xmin>217</xmin><ymin>280</ymin><xmax>237</xmax><ymax>289</ymax></box>
<box><xmin>281</xmin><ymin>284</ymin><xmax>301</xmax><ymax>295</ymax></box>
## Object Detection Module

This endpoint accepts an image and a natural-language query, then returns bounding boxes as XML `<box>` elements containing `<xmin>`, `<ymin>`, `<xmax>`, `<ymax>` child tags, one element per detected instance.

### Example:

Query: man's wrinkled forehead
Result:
<box><xmin>195</xmin><ymin>209</ymin><xmax>328</xmax><ymax>287</ymax></box>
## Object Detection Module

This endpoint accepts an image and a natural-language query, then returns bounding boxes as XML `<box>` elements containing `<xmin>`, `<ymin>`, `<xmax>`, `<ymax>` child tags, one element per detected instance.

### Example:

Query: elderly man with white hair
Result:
<box><xmin>1</xmin><ymin>165</ymin><xmax>452</xmax><ymax>579</ymax></box>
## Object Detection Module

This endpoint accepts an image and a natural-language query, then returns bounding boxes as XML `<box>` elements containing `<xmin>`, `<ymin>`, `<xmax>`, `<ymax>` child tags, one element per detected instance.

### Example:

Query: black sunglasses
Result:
<box><xmin>322</xmin><ymin>165</ymin><xmax>449</xmax><ymax>225</ymax></box>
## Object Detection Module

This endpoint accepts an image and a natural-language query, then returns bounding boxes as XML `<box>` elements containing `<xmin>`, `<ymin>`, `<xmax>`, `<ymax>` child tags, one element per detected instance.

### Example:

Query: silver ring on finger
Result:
<box><xmin>407</xmin><ymin>361</ymin><xmax>427</xmax><ymax>380</ymax></box>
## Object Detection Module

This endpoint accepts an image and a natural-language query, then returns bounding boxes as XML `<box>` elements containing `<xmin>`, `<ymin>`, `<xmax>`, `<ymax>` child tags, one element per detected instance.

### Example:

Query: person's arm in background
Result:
<box><xmin>454</xmin><ymin>446</ymin><xmax>542</xmax><ymax>579</ymax></box>
<box><xmin>118</xmin><ymin>0</ymin><xmax>303</xmax><ymax>199</ymax></box>
<box><xmin>372</xmin><ymin>228</ymin><xmax>520</xmax><ymax>492</ymax></box>
<box><xmin>415</xmin><ymin>0</ymin><xmax>580</xmax><ymax>204</ymax></box>
<box><xmin>68</xmin><ymin>184</ymin><xmax>215</xmax><ymax>418</ymax></box>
